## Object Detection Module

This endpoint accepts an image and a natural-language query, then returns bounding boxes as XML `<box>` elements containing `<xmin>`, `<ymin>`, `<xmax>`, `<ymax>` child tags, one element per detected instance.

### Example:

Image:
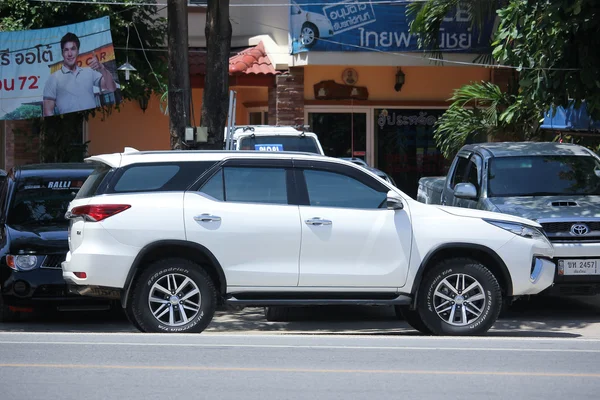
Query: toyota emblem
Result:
<box><xmin>570</xmin><ymin>223</ymin><xmax>590</xmax><ymax>235</ymax></box>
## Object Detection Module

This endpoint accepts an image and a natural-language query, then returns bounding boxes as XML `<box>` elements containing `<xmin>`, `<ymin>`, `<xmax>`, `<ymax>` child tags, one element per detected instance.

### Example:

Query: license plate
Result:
<box><xmin>558</xmin><ymin>259</ymin><xmax>600</xmax><ymax>275</ymax></box>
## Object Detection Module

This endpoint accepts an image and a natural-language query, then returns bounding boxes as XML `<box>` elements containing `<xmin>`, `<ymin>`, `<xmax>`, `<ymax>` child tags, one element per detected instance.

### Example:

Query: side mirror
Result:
<box><xmin>386</xmin><ymin>191</ymin><xmax>404</xmax><ymax>210</ymax></box>
<box><xmin>454</xmin><ymin>182</ymin><xmax>478</xmax><ymax>200</ymax></box>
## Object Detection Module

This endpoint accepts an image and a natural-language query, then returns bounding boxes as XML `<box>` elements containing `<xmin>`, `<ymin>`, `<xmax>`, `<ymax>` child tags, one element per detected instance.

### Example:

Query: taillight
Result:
<box><xmin>69</xmin><ymin>204</ymin><xmax>131</xmax><ymax>222</ymax></box>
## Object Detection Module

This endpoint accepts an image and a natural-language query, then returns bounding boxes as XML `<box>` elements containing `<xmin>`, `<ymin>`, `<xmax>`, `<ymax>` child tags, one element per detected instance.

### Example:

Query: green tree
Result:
<box><xmin>408</xmin><ymin>0</ymin><xmax>600</xmax><ymax>156</ymax></box>
<box><xmin>0</xmin><ymin>0</ymin><xmax>168</xmax><ymax>160</ymax></box>
<box><xmin>434</xmin><ymin>81</ymin><xmax>540</xmax><ymax>158</ymax></box>
<box><xmin>492</xmin><ymin>0</ymin><xmax>600</xmax><ymax>119</ymax></box>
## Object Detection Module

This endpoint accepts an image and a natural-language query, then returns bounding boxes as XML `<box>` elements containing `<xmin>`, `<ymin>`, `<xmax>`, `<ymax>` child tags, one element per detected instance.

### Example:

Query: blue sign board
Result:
<box><xmin>255</xmin><ymin>144</ymin><xmax>284</xmax><ymax>151</ymax></box>
<box><xmin>289</xmin><ymin>0</ymin><xmax>494</xmax><ymax>54</ymax></box>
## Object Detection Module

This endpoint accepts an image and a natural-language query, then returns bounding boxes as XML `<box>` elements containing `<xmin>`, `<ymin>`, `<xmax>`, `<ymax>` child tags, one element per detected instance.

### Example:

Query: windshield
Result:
<box><xmin>238</xmin><ymin>136</ymin><xmax>321</xmax><ymax>154</ymax></box>
<box><xmin>7</xmin><ymin>178</ymin><xmax>85</xmax><ymax>225</ymax></box>
<box><xmin>488</xmin><ymin>155</ymin><xmax>600</xmax><ymax>197</ymax></box>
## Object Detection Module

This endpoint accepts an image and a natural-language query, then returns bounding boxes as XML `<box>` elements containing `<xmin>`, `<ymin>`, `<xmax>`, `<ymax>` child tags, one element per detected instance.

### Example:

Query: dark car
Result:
<box><xmin>0</xmin><ymin>163</ymin><xmax>108</xmax><ymax>321</ymax></box>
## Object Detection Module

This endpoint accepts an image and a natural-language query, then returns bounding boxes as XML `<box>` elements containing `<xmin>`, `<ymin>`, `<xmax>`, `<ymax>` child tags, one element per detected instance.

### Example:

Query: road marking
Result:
<box><xmin>1</xmin><ymin>331</ymin><xmax>600</xmax><ymax>342</ymax></box>
<box><xmin>0</xmin><ymin>340</ymin><xmax>599</xmax><ymax>353</ymax></box>
<box><xmin>1</xmin><ymin>363</ymin><xmax>599</xmax><ymax>378</ymax></box>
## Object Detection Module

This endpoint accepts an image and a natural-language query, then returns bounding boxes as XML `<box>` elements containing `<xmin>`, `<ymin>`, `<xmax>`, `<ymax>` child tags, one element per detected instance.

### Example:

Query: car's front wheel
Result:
<box><xmin>129</xmin><ymin>258</ymin><xmax>217</xmax><ymax>333</ymax></box>
<box><xmin>416</xmin><ymin>258</ymin><xmax>502</xmax><ymax>336</ymax></box>
<box><xmin>394</xmin><ymin>305</ymin><xmax>432</xmax><ymax>334</ymax></box>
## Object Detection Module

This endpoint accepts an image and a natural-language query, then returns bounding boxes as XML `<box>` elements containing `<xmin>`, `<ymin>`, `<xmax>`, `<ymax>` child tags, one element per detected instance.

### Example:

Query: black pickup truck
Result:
<box><xmin>0</xmin><ymin>163</ymin><xmax>108</xmax><ymax>321</ymax></box>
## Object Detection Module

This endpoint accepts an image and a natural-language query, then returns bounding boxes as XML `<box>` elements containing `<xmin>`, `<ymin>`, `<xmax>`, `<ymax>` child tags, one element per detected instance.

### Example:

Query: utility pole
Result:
<box><xmin>167</xmin><ymin>0</ymin><xmax>191</xmax><ymax>150</ymax></box>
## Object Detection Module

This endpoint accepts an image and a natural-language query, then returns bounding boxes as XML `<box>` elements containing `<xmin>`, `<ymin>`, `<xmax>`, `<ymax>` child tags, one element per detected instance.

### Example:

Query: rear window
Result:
<box><xmin>8</xmin><ymin>177</ymin><xmax>87</xmax><ymax>225</ymax></box>
<box><xmin>107</xmin><ymin>162</ymin><xmax>216</xmax><ymax>194</ymax></box>
<box><xmin>76</xmin><ymin>163</ymin><xmax>111</xmax><ymax>199</ymax></box>
<box><xmin>238</xmin><ymin>136</ymin><xmax>321</xmax><ymax>154</ymax></box>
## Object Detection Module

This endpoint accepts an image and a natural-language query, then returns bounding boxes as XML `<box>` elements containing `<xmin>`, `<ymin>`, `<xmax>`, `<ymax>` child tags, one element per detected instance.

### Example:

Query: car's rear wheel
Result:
<box><xmin>416</xmin><ymin>258</ymin><xmax>502</xmax><ymax>336</ymax></box>
<box><xmin>129</xmin><ymin>258</ymin><xmax>216</xmax><ymax>333</ymax></box>
<box><xmin>394</xmin><ymin>305</ymin><xmax>432</xmax><ymax>334</ymax></box>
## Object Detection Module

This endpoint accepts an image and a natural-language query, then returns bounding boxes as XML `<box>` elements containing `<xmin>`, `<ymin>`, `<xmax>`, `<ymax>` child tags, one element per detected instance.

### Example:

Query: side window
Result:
<box><xmin>111</xmin><ymin>162</ymin><xmax>214</xmax><ymax>193</ymax></box>
<box><xmin>466</xmin><ymin>155</ymin><xmax>483</xmax><ymax>193</ymax></box>
<box><xmin>450</xmin><ymin>156</ymin><xmax>470</xmax><ymax>189</ymax></box>
<box><xmin>224</xmin><ymin>167</ymin><xmax>287</xmax><ymax>204</ymax></box>
<box><xmin>199</xmin><ymin>170</ymin><xmax>224</xmax><ymax>201</ymax></box>
<box><xmin>114</xmin><ymin>165</ymin><xmax>179</xmax><ymax>192</ymax></box>
<box><xmin>303</xmin><ymin>169</ymin><xmax>387</xmax><ymax>209</ymax></box>
<box><xmin>199</xmin><ymin>167</ymin><xmax>288</xmax><ymax>205</ymax></box>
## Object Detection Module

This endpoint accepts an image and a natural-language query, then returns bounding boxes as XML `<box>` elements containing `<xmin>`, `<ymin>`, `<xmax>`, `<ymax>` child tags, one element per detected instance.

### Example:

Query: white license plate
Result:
<box><xmin>558</xmin><ymin>259</ymin><xmax>600</xmax><ymax>275</ymax></box>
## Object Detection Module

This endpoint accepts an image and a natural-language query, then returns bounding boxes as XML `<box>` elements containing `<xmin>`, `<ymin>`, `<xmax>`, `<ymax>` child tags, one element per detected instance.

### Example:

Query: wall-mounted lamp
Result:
<box><xmin>138</xmin><ymin>96</ymin><xmax>149</xmax><ymax>113</ymax></box>
<box><xmin>394</xmin><ymin>67</ymin><xmax>405</xmax><ymax>92</ymax></box>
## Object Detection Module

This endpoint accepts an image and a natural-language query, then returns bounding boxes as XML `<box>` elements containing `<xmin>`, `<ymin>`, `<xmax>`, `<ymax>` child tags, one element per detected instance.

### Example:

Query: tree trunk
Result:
<box><xmin>200</xmin><ymin>0</ymin><xmax>232</xmax><ymax>150</ymax></box>
<box><xmin>167</xmin><ymin>0</ymin><xmax>191</xmax><ymax>150</ymax></box>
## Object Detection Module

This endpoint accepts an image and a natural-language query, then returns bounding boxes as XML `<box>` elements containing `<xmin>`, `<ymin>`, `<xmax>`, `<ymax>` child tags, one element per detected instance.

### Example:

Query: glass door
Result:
<box><xmin>307</xmin><ymin>110</ymin><xmax>370</xmax><ymax>163</ymax></box>
<box><xmin>374</xmin><ymin>108</ymin><xmax>448</xmax><ymax>198</ymax></box>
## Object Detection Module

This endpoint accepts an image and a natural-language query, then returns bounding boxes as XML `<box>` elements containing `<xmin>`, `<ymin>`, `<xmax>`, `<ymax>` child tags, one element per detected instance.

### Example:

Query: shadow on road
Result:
<box><xmin>0</xmin><ymin>295</ymin><xmax>598</xmax><ymax>338</ymax></box>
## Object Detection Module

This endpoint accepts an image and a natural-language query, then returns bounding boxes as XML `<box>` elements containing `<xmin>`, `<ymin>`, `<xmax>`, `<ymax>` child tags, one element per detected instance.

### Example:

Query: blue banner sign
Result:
<box><xmin>289</xmin><ymin>0</ymin><xmax>494</xmax><ymax>54</ymax></box>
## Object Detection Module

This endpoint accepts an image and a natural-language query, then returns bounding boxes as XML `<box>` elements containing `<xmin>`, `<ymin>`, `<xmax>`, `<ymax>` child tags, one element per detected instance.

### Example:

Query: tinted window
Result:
<box><xmin>450</xmin><ymin>157</ymin><xmax>469</xmax><ymax>189</ymax></box>
<box><xmin>76</xmin><ymin>163</ymin><xmax>110</xmax><ymax>199</ymax></box>
<box><xmin>199</xmin><ymin>170</ymin><xmax>224</xmax><ymax>201</ymax></box>
<box><xmin>466</xmin><ymin>156</ymin><xmax>482</xmax><ymax>192</ymax></box>
<box><xmin>224</xmin><ymin>167</ymin><xmax>288</xmax><ymax>204</ymax></box>
<box><xmin>8</xmin><ymin>178</ymin><xmax>86</xmax><ymax>225</ymax></box>
<box><xmin>238</xmin><ymin>136</ymin><xmax>320</xmax><ymax>154</ymax></box>
<box><xmin>303</xmin><ymin>169</ymin><xmax>387</xmax><ymax>209</ymax></box>
<box><xmin>110</xmin><ymin>162</ymin><xmax>214</xmax><ymax>193</ymax></box>
<box><xmin>488</xmin><ymin>155</ymin><xmax>600</xmax><ymax>197</ymax></box>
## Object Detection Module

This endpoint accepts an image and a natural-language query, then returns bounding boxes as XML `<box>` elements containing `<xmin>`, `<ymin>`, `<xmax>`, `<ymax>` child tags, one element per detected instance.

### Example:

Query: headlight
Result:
<box><xmin>7</xmin><ymin>254</ymin><xmax>41</xmax><ymax>271</ymax></box>
<box><xmin>485</xmin><ymin>220</ymin><xmax>547</xmax><ymax>240</ymax></box>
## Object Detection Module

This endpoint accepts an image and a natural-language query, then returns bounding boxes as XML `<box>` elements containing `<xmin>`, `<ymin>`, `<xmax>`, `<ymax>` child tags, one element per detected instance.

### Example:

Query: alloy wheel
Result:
<box><xmin>148</xmin><ymin>273</ymin><xmax>202</xmax><ymax>327</ymax></box>
<box><xmin>432</xmin><ymin>273</ymin><xmax>486</xmax><ymax>326</ymax></box>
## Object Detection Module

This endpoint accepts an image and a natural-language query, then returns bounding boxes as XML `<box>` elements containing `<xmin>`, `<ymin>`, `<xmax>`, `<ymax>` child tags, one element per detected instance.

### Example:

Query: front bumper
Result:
<box><xmin>545</xmin><ymin>242</ymin><xmax>600</xmax><ymax>295</ymax></box>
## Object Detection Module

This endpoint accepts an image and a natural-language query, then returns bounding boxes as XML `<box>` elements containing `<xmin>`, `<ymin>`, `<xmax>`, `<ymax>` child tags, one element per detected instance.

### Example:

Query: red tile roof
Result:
<box><xmin>189</xmin><ymin>42</ymin><xmax>279</xmax><ymax>76</ymax></box>
<box><xmin>228</xmin><ymin>41</ymin><xmax>279</xmax><ymax>75</ymax></box>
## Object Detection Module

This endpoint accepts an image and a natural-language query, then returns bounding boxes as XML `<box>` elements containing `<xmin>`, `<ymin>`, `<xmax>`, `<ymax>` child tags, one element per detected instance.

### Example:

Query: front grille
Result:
<box><xmin>541</xmin><ymin>221</ymin><xmax>600</xmax><ymax>233</ymax></box>
<box><xmin>41</xmin><ymin>254</ymin><xmax>66</xmax><ymax>269</ymax></box>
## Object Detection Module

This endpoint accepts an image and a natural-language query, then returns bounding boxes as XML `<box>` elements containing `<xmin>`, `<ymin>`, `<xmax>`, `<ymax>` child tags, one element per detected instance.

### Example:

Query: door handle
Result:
<box><xmin>305</xmin><ymin>217</ymin><xmax>332</xmax><ymax>226</ymax></box>
<box><xmin>194</xmin><ymin>214</ymin><xmax>221</xmax><ymax>223</ymax></box>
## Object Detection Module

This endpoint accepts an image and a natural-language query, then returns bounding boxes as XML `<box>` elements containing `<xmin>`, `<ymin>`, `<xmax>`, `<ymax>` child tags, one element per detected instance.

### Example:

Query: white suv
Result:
<box><xmin>62</xmin><ymin>148</ymin><xmax>555</xmax><ymax>335</ymax></box>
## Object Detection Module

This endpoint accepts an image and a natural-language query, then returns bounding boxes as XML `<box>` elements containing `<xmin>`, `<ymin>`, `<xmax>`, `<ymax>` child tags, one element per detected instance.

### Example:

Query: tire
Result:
<box><xmin>264</xmin><ymin>306</ymin><xmax>290</xmax><ymax>322</ymax></box>
<box><xmin>416</xmin><ymin>258</ymin><xmax>502</xmax><ymax>336</ymax></box>
<box><xmin>0</xmin><ymin>297</ymin><xmax>20</xmax><ymax>323</ymax></box>
<box><xmin>128</xmin><ymin>258</ymin><xmax>217</xmax><ymax>333</ymax></box>
<box><xmin>123</xmin><ymin>305</ymin><xmax>144</xmax><ymax>332</ymax></box>
<box><xmin>300</xmin><ymin>22</ymin><xmax>320</xmax><ymax>48</ymax></box>
<box><xmin>394</xmin><ymin>305</ymin><xmax>432</xmax><ymax>335</ymax></box>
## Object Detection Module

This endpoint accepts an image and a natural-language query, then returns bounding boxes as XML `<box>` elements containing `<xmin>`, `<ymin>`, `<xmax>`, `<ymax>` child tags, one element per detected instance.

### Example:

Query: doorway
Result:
<box><xmin>306</xmin><ymin>107</ymin><xmax>373</xmax><ymax>164</ymax></box>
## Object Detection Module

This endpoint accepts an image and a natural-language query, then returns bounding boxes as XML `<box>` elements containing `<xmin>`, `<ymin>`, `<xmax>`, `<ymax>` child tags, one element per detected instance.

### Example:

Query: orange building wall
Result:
<box><xmin>304</xmin><ymin>66</ymin><xmax>491</xmax><ymax>102</ymax></box>
<box><xmin>87</xmin><ymin>86</ymin><xmax>269</xmax><ymax>155</ymax></box>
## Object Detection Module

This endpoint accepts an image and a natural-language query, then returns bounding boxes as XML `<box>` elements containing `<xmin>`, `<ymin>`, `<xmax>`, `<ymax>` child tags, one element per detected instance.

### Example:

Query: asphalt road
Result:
<box><xmin>1</xmin><ymin>332</ymin><xmax>599</xmax><ymax>400</ymax></box>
